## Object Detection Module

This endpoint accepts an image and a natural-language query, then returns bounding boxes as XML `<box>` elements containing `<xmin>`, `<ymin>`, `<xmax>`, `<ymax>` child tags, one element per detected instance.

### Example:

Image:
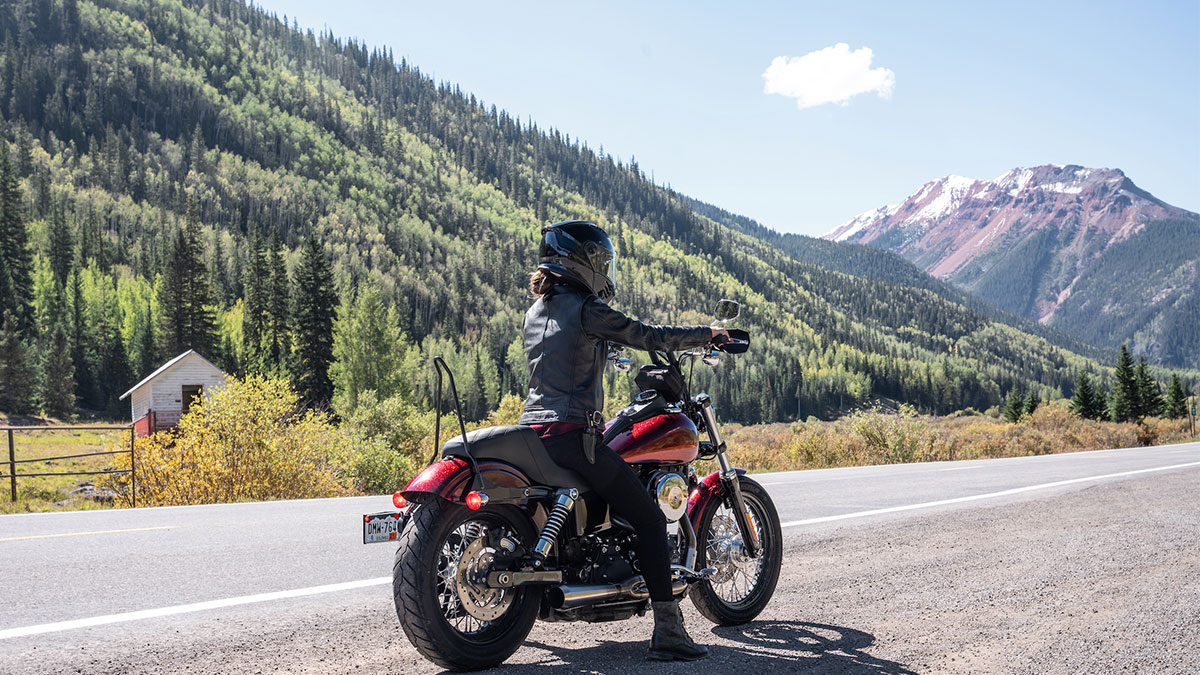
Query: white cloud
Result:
<box><xmin>763</xmin><ymin>43</ymin><xmax>895</xmax><ymax>109</ymax></box>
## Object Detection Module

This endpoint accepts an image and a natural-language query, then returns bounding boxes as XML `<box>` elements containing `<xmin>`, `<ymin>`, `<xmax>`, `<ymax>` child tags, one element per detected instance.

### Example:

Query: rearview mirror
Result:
<box><xmin>713</xmin><ymin>299</ymin><xmax>740</xmax><ymax>323</ymax></box>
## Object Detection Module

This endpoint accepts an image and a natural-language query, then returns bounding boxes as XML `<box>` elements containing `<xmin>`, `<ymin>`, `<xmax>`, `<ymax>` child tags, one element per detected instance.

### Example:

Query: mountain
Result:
<box><xmin>0</xmin><ymin>0</ymin><xmax>1119</xmax><ymax>423</ymax></box>
<box><xmin>824</xmin><ymin>165</ymin><xmax>1200</xmax><ymax>367</ymax></box>
<box><xmin>688</xmin><ymin>197</ymin><xmax>1107</xmax><ymax>362</ymax></box>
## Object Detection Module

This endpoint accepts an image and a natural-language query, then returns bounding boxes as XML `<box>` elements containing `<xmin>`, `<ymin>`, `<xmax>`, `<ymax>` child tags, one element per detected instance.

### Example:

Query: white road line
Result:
<box><xmin>780</xmin><ymin>460</ymin><xmax>1200</xmax><ymax>528</ymax></box>
<box><xmin>4</xmin><ymin>459</ymin><xmax>1198</xmax><ymax>641</ymax></box>
<box><xmin>0</xmin><ymin>577</ymin><xmax>390</xmax><ymax>640</ymax></box>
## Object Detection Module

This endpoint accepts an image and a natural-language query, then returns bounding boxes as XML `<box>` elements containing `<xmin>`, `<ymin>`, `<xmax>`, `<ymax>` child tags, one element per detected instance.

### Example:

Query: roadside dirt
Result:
<box><xmin>6</xmin><ymin>470</ymin><xmax>1198</xmax><ymax>674</ymax></box>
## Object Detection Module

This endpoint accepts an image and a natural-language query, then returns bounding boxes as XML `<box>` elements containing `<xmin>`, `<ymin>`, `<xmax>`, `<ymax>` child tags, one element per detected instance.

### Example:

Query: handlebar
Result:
<box><xmin>712</xmin><ymin>328</ymin><xmax>750</xmax><ymax>354</ymax></box>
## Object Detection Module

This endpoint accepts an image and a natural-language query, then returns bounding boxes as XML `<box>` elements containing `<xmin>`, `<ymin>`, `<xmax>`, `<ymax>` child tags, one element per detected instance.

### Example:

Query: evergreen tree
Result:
<box><xmin>0</xmin><ymin>312</ymin><xmax>36</xmax><ymax>413</ymax></box>
<box><xmin>1164</xmin><ymin>373</ymin><xmax>1187</xmax><ymax>420</ymax></box>
<box><xmin>262</xmin><ymin>231</ymin><xmax>291</xmax><ymax>376</ymax></box>
<box><xmin>158</xmin><ymin>201</ymin><xmax>216</xmax><ymax>358</ymax></box>
<box><xmin>1024</xmin><ymin>391</ymin><xmax>1040</xmax><ymax>417</ymax></box>
<box><xmin>1070</xmin><ymin>372</ymin><xmax>1105</xmax><ymax>420</ymax></box>
<box><xmin>1133</xmin><ymin>357</ymin><xmax>1162</xmax><ymax>419</ymax></box>
<box><xmin>98</xmin><ymin>323</ymin><xmax>133</xmax><ymax>418</ymax></box>
<box><xmin>1003</xmin><ymin>387</ymin><xmax>1025</xmax><ymax>423</ymax></box>
<box><xmin>208</xmin><ymin>231</ymin><xmax>231</xmax><ymax>305</ymax></box>
<box><xmin>47</xmin><ymin>204</ymin><xmax>74</xmax><ymax>284</ymax></box>
<box><xmin>1109</xmin><ymin>344</ymin><xmax>1136</xmax><ymax>423</ymax></box>
<box><xmin>68</xmin><ymin>267</ymin><xmax>97</xmax><ymax>409</ymax></box>
<box><xmin>187</xmin><ymin>124</ymin><xmax>207</xmax><ymax>175</ymax></box>
<box><xmin>13</xmin><ymin>123</ymin><xmax>34</xmax><ymax>178</ymax></box>
<box><xmin>330</xmin><ymin>287</ymin><xmax>404</xmax><ymax>411</ymax></box>
<box><xmin>0</xmin><ymin>143</ymin><xmax>33</xmax><ymax>333</ymax></box>
<box><xmin>135</xmin><ymin>299</ymin><xmax>156</xmax><ymax>378</ymax></box>
<box><xmin>242</xmin><ymin>230</ymin><xmax>267</xmax><ymax>372</ymax></box>
<box><xmin>40</xmin><ymin>319</ymin><xmax>76</xmax><ymax>418</ymax></box>
<box><xmin>292</xmin><ymin>236</ymin><xmax>337</xmax><ymax>407</ymax></box>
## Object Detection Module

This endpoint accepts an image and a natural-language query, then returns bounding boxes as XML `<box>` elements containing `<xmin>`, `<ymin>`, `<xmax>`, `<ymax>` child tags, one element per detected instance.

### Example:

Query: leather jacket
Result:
<box><xmin>519</xmin><ymin>283</ymin><xmax>712</xmax><ymax>425</ymax></box>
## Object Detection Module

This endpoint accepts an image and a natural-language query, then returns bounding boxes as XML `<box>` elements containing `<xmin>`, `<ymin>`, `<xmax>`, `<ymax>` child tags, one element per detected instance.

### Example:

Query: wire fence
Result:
<box><xmin>2</xmin><ymin>425</ymin><xmax>137</xmax><ymax>507</ymax></box>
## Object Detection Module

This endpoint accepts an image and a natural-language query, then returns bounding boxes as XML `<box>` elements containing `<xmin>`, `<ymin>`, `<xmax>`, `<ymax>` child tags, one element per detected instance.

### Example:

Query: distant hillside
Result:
<box><xmin>0</xmin><ymin>0</ymin><xmax>1117</xmax><ymax>422</ymax></box>
<box><xmin>688</xmin><ymin>197</ymin><xmax>1107</xmax><ymax>361</ymax></box>
<box><xmin>823</xmin><ymin>165</ymin><xmax>1200</xmax><ymax>367</ymax></box>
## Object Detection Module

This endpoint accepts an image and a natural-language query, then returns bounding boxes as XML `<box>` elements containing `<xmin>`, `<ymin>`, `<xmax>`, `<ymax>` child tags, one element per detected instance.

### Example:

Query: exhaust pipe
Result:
<box><xmin>550</xmin><ymin>583</ymin><xmax>626</xmax><ymax>609</ymax></box>
<box><xmin>551</xmin><ymin>517</ymin><xmax>702</xmax><ymax>611</ymax></box>
<box><xmin>549</xmin><ymin>572</ymin><xmax>689</xmax><ymax>610</ymax></box>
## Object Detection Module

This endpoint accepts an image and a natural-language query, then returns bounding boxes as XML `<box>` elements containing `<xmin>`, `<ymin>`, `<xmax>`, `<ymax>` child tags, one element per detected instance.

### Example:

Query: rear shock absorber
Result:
<box><xmin>532</xmin><ymin>488</ymin><xmax>578</xmax><ymax>565</ymax></box>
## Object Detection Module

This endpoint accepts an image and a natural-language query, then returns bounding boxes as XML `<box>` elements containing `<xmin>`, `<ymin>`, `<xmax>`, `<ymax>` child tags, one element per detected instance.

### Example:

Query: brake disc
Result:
<box><xmin>455</xmin><ymin>536</ymin><xmax>513</xmax><ymax>621</ymax></box>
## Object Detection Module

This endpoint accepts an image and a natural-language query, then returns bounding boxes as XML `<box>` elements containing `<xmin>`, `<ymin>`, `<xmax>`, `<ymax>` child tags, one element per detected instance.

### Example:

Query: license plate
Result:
<box><xmin>363</xmin><ymin>511</ymin><xmax>405</xmax><ymax>544</ymax></box>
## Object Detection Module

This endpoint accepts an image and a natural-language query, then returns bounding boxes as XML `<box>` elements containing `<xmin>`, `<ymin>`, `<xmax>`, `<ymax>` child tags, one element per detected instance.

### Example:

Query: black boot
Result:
<box><xmin>647</xmin><ymin>600</ymin><xmax>709</xmax><ymax>661</ymax></box>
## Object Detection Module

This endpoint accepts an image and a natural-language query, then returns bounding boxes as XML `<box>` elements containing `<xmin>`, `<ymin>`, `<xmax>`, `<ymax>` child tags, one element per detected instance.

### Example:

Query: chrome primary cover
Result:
<box><xmin>652</xmin><ymin>473</ymin><xmax>689</xmax><ymax>522</ymax></box>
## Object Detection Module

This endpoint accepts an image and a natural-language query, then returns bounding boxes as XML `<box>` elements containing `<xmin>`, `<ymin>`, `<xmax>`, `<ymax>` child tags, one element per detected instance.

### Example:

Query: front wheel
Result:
<box><xmin>690</xmin><ymin>476</ymin><xmax>783</xmax><ymax>625</ymax></box>
<box><xmin>392</xmin><ymin>500</ymin><xmax>540</xmax><ymax>671</ymax></box>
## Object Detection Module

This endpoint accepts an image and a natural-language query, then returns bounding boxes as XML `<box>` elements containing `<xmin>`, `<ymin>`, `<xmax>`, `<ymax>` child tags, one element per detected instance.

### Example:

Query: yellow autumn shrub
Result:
<box><xmin>104</xmin><ymin>376</ymin><xmax>353</xmax><ymax>507</ymax></box>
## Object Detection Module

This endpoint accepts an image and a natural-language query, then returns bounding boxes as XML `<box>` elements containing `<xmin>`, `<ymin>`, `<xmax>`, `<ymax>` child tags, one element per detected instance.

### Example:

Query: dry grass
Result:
<box><xmin>0</xmin><ymin>416</ymin><xmax>132</xmax><ymax>514</ymax></box>
<box><xmin>719</xmin><ymin>400</ymin><xmax>1195</xmax><ymax>473</ymax></box>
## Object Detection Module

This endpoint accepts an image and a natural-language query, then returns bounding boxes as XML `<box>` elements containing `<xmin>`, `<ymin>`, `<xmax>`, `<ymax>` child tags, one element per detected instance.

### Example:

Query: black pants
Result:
<box><xmin>541</xmin><ymin>429</ymin><xmax>673</xmax><ymax>602</ymax></box>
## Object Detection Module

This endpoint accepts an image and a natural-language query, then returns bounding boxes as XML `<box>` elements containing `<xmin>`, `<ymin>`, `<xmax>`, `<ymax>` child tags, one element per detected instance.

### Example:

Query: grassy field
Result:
<box><xmin>0</xmin><ymin>415</ymin><xmax>133</xmax><ymax>514</ymax></box>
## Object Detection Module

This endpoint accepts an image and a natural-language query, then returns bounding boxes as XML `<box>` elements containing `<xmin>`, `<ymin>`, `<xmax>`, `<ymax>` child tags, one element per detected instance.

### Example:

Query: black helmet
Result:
<box><xmin>538</xmin><ymin>221</ymin><xmax>617</xmax><ymax>302</ymax></box>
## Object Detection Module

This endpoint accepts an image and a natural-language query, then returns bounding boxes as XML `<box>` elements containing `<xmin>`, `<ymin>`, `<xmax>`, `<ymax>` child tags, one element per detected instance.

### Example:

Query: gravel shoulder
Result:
<box><xmin>3</xmin><ymin>469</ymin><xmax>1197</xmax><ymax>674</ymax></box>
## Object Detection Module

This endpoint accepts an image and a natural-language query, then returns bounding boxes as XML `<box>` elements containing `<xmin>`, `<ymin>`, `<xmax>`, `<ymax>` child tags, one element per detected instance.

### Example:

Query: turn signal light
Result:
<box><xmin>465</xmin><ymin>491</ymin><xmax>488</xmax><ymax>510</ymax></box>
<box><xmin>392</xmin><ymin>492</ymin><xmax>407</xmax><ymax>509</ymax></box>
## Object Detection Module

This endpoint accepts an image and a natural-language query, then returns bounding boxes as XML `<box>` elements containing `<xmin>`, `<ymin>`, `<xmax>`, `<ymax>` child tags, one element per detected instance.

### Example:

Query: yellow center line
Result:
<box><xmin>0</xmin><ymin>526</ymin><xmax>175</xmax><ymax>542</ymax></box>
<box><xmin>938</xmin><ymin>465</ymin><xmax>984</xmax><ymax>472</ymax></box>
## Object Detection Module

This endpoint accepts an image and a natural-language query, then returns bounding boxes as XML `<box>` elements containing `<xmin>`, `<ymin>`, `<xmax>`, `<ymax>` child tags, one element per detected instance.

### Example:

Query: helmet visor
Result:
<box><xmin>540</xmin><ymin>228</ymin><xmax>576</xmax><ymax>258</ymax></box>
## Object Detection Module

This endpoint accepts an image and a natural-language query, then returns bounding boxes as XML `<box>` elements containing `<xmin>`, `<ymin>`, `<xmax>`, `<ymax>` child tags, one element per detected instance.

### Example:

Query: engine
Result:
<box><xmin>562</xmin><ymin>532</ymin><xmax>636</xmax><ymax>586</ymax></box>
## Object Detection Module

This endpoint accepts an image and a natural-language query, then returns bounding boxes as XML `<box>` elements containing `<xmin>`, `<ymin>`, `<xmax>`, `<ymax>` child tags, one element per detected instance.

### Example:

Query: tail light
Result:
<box><xmin>465</xmin><ymin>491</ymin><xmax>488</xmax><ymax>510</ymax></box>
<box><xmin>392</xmin><ymin>492</ymin><xmax>407</xmax><ymax>509</ymax></box>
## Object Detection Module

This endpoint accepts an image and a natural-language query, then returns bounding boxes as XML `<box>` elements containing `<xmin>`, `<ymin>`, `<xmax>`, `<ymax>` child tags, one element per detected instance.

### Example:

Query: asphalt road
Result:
<box><xmin>1</xmin><ymin>441</ymin><xmax>1197</xmax><ymax>673</ymax></box>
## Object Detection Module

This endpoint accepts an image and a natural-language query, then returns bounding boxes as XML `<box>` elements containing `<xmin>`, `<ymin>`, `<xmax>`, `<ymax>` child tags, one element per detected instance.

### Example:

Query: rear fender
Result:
<box><xmin>687</xmin><ymin>468</ymin><xmax>746</xmax><ymax>532</ymax></box>
<box><xmin>401</xmin><ymin>458</ymin><xmax>533</xmax><ymax>504</ymax></box>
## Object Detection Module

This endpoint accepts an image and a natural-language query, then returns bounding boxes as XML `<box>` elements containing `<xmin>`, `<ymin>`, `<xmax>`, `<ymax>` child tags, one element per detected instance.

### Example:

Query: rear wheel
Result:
<box><xmin>393</xmin><ymin>500</ymin><xmax>539</xmax><ymax>671</ymax></box>
<box><xmin>690</xmin><ymin>476</ymin><xmax>782</xmax><ymax>625</ymax></box>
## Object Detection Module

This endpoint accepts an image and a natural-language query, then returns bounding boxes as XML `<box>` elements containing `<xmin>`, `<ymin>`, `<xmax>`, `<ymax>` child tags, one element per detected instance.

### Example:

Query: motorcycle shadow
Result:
<box><xmin>711</xmin><ymin>620</ymin><xmax>916</xmax><ymax>673</ymax></box>
<box><xmin>506</xmin><ymin>620</ymin><xmax>914</xmax><ymax>674</ymax></box>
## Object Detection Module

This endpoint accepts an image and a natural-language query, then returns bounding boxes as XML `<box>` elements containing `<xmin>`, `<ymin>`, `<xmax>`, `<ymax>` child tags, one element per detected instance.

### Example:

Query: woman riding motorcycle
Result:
<box><xmin>520</xmin><ymin>220</ymin><xmax>727</xmax><ymax>661</ymax></box>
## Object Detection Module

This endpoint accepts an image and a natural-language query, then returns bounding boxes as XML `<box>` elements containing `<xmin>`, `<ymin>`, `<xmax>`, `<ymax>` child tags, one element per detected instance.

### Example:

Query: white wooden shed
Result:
<box><xmin>120</xmin><ymin>350</ymin><xmax>227</xmax><ymax>436</ymax></box>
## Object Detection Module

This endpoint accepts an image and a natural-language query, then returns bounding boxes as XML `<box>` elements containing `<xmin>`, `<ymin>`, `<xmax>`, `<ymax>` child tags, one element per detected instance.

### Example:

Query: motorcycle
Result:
<box><xmin>361</xmin><ymin>299</ymin><xmax>783</xmax><ymax>671</ymax></box>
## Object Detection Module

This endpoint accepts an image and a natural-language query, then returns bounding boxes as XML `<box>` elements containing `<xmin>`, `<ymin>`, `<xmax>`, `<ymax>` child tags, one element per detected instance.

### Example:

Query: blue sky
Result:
<box><xmin>257</xmin><ymin>0</ymin><xmax>1199</xmax><ymax>237</ymax></box>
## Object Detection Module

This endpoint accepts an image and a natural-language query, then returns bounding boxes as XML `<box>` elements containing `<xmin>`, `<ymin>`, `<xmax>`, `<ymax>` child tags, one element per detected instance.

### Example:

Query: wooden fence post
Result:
<box><xmin>7</xmin><ymin>429</ymin><xmax>14</xmax><ymax>502</ymax></box>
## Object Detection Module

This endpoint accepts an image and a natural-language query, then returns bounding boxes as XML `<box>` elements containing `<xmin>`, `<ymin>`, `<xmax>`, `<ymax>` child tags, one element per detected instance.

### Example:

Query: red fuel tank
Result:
<box><xmin>606</xmin><ymin>412</ymin><xmax>699</xmax><ymax>464</ymax></box>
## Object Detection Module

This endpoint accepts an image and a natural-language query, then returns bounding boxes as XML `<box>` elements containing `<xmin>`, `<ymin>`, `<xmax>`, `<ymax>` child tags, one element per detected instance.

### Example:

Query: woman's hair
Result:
<box><xmin>529</xmin><ymin>268</ymin><xmax>556</xmax><ymax>297</ymax></box>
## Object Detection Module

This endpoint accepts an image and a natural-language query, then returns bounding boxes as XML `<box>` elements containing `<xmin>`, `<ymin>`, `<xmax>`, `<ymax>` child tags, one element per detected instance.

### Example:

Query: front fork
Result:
<box><xmin>696</xmin><ymin>394</ymin><xmax>762</xmax><ymax>558</ymax></box>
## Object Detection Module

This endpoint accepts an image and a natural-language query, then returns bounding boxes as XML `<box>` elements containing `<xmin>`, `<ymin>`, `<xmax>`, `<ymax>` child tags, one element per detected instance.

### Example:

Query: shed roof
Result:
<box><xmin>119</xmin><ymin>350</ymin><xmax>224</xmax><ymax>400</ymax></box>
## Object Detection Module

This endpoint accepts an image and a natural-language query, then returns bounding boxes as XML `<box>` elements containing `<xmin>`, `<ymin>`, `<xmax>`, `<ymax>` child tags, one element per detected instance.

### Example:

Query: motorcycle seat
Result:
<box><xmin>442</xmin><ymin>425</ymin><xmax>586</xmax><ymax>489</ymax></box>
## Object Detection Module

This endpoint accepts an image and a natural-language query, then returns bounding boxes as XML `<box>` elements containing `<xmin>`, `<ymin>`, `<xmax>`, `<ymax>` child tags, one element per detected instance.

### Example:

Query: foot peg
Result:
<box><xmin>678</xmin><ymin>566</ymin><xmax>717</xmax><ymax>582</ymax></box>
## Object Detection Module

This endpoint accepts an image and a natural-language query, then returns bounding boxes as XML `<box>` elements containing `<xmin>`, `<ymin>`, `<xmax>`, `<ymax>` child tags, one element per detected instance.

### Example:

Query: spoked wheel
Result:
<box><xmin>393</xmin><ymin>500</ymin><xmax>539</xmax><ymax>671</ymax></box>
<box><xmin>690</xmin><ymin>476</ymin><xmax>783</xmax><ymax>625</ymax></box>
